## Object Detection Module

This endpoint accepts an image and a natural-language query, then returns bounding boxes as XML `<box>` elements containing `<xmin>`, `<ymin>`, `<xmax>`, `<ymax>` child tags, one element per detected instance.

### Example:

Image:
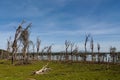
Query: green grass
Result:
<box><xmin>0</xmin><ymin>60</ymin><xmax>120</xmax><ymax>80</ymax></box>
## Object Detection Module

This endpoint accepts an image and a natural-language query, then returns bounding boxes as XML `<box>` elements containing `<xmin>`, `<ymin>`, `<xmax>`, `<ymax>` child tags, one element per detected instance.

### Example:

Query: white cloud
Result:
<box><xmin>32</xmin><ymin>28</ymin><xmax>118</xmax><ymax>36</ymax></box>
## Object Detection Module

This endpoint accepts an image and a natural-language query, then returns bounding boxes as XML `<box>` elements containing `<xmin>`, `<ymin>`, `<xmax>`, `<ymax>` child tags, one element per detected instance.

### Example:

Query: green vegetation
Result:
<box><xmin>0</xmin><ymin>60</ymin><xmax>120</xmax><ymax>80</ymax></box>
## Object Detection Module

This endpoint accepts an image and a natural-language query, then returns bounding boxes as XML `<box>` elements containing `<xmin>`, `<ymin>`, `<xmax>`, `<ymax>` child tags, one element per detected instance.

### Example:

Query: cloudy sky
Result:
<box><xmin>0</xmin><ymin>0</ymin><xmax>120</xmax><ymax>52</ymax></box>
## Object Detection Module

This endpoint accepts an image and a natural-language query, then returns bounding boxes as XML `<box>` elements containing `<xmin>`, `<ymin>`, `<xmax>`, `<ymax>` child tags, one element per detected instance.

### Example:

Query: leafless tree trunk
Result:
<box><xmin>59</xmin><ymin>52</ymin><xmax>63</xmax><ymax>61</ymax></box>
<box><xmin>41</xmin><ymin>49</ymin><xmax>44</xmax><ymax>60</ymax></box>
<box><xmin>26</xmin><ymin>40</ymin><xmax>32</xmax><ymax>60</ymax></box>
<box><xmin>97</xmin><ymin>43</ymin><xmax>100</xmax><ymax>63</ymax></box>
<box><xmin>41</xmin><ymin>47</ymin><xmax>48</xmax><ymax>60</ymax></box>
<box><xmin>36</xmin><ymin>37</ymin><xmax>41</xmax><ymax>60</ymax></box>
<box><xmin>7</xmin><ymin>37</ymin><xmax>12</xmax><ymax>59</ymax></box>
<box><xmin>65</xmin><ymin>40</ymin><xmax>70</xmax><ymax>61</ymax></box>
<box><xmin>32</xmin><ymin>43</ymin><xmax>35</xmax><ymax>60</ymax></box>
<box><xmin>90</xmin><ymin>37</ymin><xmax>94</xmax><ymax>62</ymax></box>
<box><xmin>11</xmin><ymin>24</ymin><xmax>22</xmax><ymax>64</ymax></box>
<box><xmin>84</xmin><ymin>34</ymin><xmax>90</xmax><ymax>61</ymax></box>
<box><xmin>19</xmin><ymin>23</ymin><xmax>32</xmax><ymax>64</ymax></box>
<box><xmin>47</xmin><ymin>44</ymin><xmax>53</xmax><ymax>61</ymax></box>
<box><xmin>110</xmin><ymin>47</ymin><xmax>116</xmax><ymax>63</ymax></box>
<box><xmin>73</xmin><ymin>45</ymin><xmax>79</xmax><ymax>61</ymax></box>
<box><xmin>70</xmin><ymin>42</ymin><xmax>74</xmax><ymax>61</ymax></box>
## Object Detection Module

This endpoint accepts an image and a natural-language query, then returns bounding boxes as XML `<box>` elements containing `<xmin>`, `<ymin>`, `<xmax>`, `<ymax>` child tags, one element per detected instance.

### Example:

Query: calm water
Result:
<box><xmin>16</xmin><ymin>54</ymin><xmax>119</xmax><ymax>63</ymax></box>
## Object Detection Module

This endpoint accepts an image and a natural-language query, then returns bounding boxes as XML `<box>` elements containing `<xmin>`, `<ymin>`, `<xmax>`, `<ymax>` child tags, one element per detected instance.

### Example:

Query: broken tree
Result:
<box><xmin>34</xmin><ymin>63</ymin><xmax>51</xmax><ymax>74</ymax></box>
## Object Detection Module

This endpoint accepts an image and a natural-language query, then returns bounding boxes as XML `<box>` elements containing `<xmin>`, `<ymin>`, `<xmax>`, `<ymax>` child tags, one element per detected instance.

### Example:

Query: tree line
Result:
<box><xmin>0</xmin><ymin>21</ymin><xmax>120</xmax><ymax>64</ymax></box>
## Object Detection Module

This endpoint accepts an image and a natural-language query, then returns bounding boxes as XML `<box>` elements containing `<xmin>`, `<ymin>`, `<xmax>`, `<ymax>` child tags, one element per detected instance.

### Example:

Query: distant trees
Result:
<box><xmin>110</xmin><ymin>47</ymin><xmax>117</xmax><ymax>63</ymax></box>
<box><xmin>2</xmin><ymin>21</ymin><xmax>119</xmax><ymax>64</ymax></box>
<box><xmin>41</xmin><ymin>47</ymin><xmax>48</xmax><ymax>60</ymax></box>
<box><xmin>36</xmin><ymin>37</ymin><xmax>41</xmax><ymax>60</ymax></box>
<box><xmin>28</xmin><ymin>40</ymin><xmax>34</xmax><ymax>59</ymax></box>
<box><xmin>7</xmin><ymin>37</ymin><xmax>12</xmax><ymax>59</ymax></box>
<box><xmin>84</xmin><ymin>34</ymin><xmax>90</xmax><ymax>61</ymax></box>
<box><xmin>73</xmin><ymin>45</ymin><xmax>79</xmax><ymax>61</ymax></box>
<box><xmin>47</xmin><ymin>44</ymin><xmax>53</xmax><ymax>61</ymax></box>
<box><xmin>97</xmin><ymin>43</ymin><xmax>101</xmax><ymax>62</ymax></box>
<box><xmin>65</xmin><ymin>40</ymin><xmax>70</xmax><ymax>61</ymax></box>
<box><xmin>70</xmin><ymin>42</ymin><xmax>74</xmax><ymax>61</ymax></box>
<box><xmin>90</xmin><ymin>37</ymin><xmax>94</xmax><ymax>61</ymax></box>
<box><xmin>97</xmin><ymin>43</ymin><xmax>100</xmax><ymax>53</ymax></box>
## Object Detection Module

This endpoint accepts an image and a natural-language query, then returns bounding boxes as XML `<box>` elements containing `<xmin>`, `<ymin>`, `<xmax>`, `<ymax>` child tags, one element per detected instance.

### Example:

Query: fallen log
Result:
<box><xmin>33</xmin><ymin>63</ymin><xmax>51</xmax><ymax>74</ymax></box>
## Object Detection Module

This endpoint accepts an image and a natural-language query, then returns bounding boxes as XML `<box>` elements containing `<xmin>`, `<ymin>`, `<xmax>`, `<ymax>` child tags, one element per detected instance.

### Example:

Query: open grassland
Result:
<box><xmin>0</xmin><ymin>60</ymin><xmax>120</xmax><ymax>80</ymax></box>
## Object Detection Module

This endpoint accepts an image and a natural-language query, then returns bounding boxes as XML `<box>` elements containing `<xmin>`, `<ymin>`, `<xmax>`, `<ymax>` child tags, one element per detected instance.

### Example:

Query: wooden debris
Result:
<box><xmin>33</xmin><ymin>63</ymin><xmax>51</xmax><ymax>74</ymax></box>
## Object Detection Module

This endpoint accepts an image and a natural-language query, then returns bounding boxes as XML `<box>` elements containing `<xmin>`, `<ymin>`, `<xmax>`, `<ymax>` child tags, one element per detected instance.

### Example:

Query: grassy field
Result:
<box><xmin>0</xmin><ymin>60</ymin><xmax>120</xmax><ymax>80</ymax></box>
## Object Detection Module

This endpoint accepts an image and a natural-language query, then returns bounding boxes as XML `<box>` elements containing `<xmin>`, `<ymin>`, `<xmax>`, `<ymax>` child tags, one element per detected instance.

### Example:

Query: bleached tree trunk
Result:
<box><xmin>36</xmin><ymin>37</ymin><xmax>41</xmax><ymax>60</ymax></box>
<box><xmin>110</xmin><ymin>47</ymin><xmax>116</xmax><ymax>63</ymax></box>
<box><xmin>70</xmin><ymin>42</ymin><xmax>74</xmax><ymax>61</ymax></box>
<box><xmin>11</xmin><ymin>24</ymin><xmax>22</xmax><ymax>64</ymax></box>
<box><xmin>84</xmin><ymin>34</ymin><xmax>90</xmax><ymax>61</ymax></box>
<box><xmin>74</xmin><ymin>45</ymin><xmax>79</xmax><ymax>61</ymax></box>
<box><xmin>47</xmin><ymin>44</ymin><xmax>53</xmax><ymax>61</ymax></box>
<box><xmin>90</xmin><ymin>37</ymin><xmax>94</xmax><ymax>62</ymax></box>
<box><xmin>7</xmin><ymin>37</ymin><xmax>12</xmax><ymax>59</ymax></box>
<box><xmin>19</xmin><ymin>23</ymin><xmax>32</xmax><ymax>64</ymax></box>
<box><xmin>34</xmin><ymin>63</ymin><xmax>51</xmax><ymax>74</ymax></box>
<box><xmin>65</xmin><ymin>40</ymin><xmax>70</xmax><ymax>61</ymax></box>
<box><xmin>97</xmin><ymin>43</ymin><xmax>100</xmax><ymax>63</ymax></box>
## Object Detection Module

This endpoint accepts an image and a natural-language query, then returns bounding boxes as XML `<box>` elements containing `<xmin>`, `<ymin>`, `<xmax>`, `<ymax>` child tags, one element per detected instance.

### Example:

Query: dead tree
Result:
<box><xmin>110</xmin><ymin>47</ymin><xmax>116</xmax><ymax>63</ymax></box>
<box><xmin>34</xmin><ymin>63</ymin><xmax>51</xmax><ymax>74</ymax></box>
<box><xmin>84</xmin><ymin>34</ymin><xmax>90</xmax><ymax>61</ymax></box>
<box><xmin>36</xmin><ymin>37</ymin><xmax>41</xmax><ymax>60</ymax></box>
<box><xmin>65</xmin><ymin>40</ymin><xmax>70</xmax><ymax>61</ymax></box>
<box><xmin>47</xmin><ymin>44</ymin><xmax>53</xmax><ymax>61</ymax></box>
<box><xmin>32</xmin><ymin>43</ymin><xmax>35</xmax><ymax>59</ymax></box>
<box><xmin>41</xmin><ymin>47</ymin><xmax>48</xmax><ymax>60</ymax></box>
<box><xmin>97</xmin><ymin>43</ymin><xmax>100</xmax><ymax>63</ymax></box>
<box><xmin>27</xmin><ymin>40</ymin><xmax>33</xmax><ymax>60</ymax></box>
<box><xmin>11</xmin><ymin>24</ymin><xmax>22</xmax><ymax>64</ymax></box>
<box><xmin>70</xmin><ymin>42</ymin><xmax>74</xmax><ymax>61</ymax></box>
<box><xmin>27</xmin><ymin>40</ymin><xmax>35</xmax><ymax>60</ymax></box>
<box><xmin>73</xmin><ymin>45</ymin><xmax>79</xmax><ymax>61</ymax></box>
<box><xmin>59</xmin><ymin>51</ymin><xmax>63</xmax><ymax>61</ymax></box>
<box><xmin>7</xmin><ymin>37</ymin><xmax>12</xmax><ymax>59</ymax></box>
<box><xmin>19</xmin><ymin>23</ymin><xmax>32</xmax><ymax>63</ymax></box>
<box><xmin>90</xmin><ymin>37</ymin><xmax>94</xmax><ymax>62</ymax></box>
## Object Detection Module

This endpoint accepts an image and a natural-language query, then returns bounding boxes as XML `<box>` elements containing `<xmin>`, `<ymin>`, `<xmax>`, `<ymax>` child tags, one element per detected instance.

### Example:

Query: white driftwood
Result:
<box><xmin>34</xmin><ymin>63</ymin><xmax>51</xmax><ymax>74</ymax></box>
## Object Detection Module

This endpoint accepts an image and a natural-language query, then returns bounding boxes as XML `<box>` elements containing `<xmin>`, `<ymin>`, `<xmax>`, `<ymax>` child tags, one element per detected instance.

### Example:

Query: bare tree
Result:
<box><xmin>84</xmin><ymin>34</ymin><xmax>90</xmax><ymax>61</ymax></box>
<box><xmin>11</xmin><ymin>23</ymin><xmax>22</xmax><ymax>64</ymax></box>
<box><xmin>97</xmin><ymin>43</ymin><xmax>100</xmax><ymax>63</ymax></box>
<box><xmin>70</xmin><ymin>42</ymin><xmax>74</xmax><ymax>61</ymax></box>
<box><xmin>27</xmin><ymin>40</ymin><xmax>35</xmax><ymax>60</ymax></box>
<box><xmin>19</xmin><ymin>23</ymin><xmax>32</xmax><ymax>63</ymax></box>
<box><xmin>65</xmin><ymin>40</ymin><xmax>70</xmax><ymax>61</ymax></box>
<box><xmin>27</xmin><ymin>40</ymin><xmax>33</xmax><ymax>60</ymax></box>
<box><xmin>32</xmin><ymin>43</ymin><xmax>35</xmax><ymax>59</ymax></box>
<box><xmin>110</xmin><ymin>47</ymin><xmax>116</xmax><ymax>63</ymax></box>
<box><xmin>73</xmin><ymin>45</ymin><xmax>79</xmax><ymax>61</ymax></box>
<box><xmin>36</xmin><ymin>37</ymin><xmax>41</xmax><ymax>60</ymax></box>
<box><xmin>41</xmin><ymin>47</ymin><xmax>48</xmax><ymax>60</ymax></box>
<box><xmin>90</xmin><ymin>37</ymin><xmax>94</xmax><ymax>62</ymax></box>
<box><xmin>7</xmin><ymin>37</ymin><xmax>12</xmax><ymax>59</ymax></box>
<box><xmin>47</xmin><ymin>44</ymin><xmax>53</xmax><ymax>61</ymax></box>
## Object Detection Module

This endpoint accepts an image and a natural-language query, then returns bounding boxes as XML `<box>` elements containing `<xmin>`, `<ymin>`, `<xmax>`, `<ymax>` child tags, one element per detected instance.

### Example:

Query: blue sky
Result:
<box><xmin>0</xmin><ymin>0</ymin><xmax>120</xmax><ymax>52</ymax></box>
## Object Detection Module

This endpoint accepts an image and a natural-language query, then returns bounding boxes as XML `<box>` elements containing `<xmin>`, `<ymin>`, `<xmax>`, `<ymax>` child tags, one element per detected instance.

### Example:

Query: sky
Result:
<box><xmin>0</xmin><ymin>0</ymin><xmax>120</xmax><ymax>52</ymax></box>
